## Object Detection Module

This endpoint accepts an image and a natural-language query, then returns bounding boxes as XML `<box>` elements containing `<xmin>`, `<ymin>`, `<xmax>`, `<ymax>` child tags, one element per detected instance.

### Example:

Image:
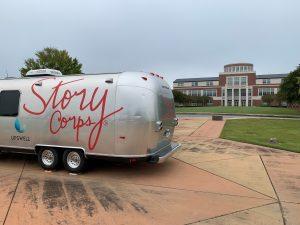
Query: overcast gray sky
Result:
<box><xmin>0</xmin><ymin>0</ymin><xmax>299</xmax><ymax>85</ymax></box>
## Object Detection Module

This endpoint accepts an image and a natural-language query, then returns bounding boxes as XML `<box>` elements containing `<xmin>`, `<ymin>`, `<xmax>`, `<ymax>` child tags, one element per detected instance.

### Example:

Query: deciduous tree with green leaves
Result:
<box><xmin>172</xmin><ymin>90</ymin><xmax>189</xmax><ymax>104</ymax></box>
<box><xmin>20</xmin><ymin>47</ymin><xmax>82</xmax><ymax>76</ymax></box>
<box><xmin>278</xmin><ymin>65</ymin><xmax>300</xmax><ymax>105</ymax></box>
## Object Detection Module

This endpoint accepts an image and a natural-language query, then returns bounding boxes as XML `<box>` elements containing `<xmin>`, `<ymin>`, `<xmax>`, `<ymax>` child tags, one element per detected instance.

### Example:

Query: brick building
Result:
<box><xmin>173</xmin><ymin>63</ymin><xmax>288</xmax><ymax>106</ymax></box>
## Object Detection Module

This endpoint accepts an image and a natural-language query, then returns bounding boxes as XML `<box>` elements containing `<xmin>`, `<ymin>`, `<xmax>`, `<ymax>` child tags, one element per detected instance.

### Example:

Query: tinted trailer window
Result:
<box><xmin>0</xmin><ymin>90</ymin><xmax>20</xmax><ymax>117</ymax></box>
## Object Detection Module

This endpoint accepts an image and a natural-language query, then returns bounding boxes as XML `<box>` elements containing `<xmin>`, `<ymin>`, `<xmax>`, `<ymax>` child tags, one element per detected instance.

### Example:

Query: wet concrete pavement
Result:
<box><xmin>0</xmin><ymin>118</ymin><xmax>299</xmax><ymax>225</ymax></box>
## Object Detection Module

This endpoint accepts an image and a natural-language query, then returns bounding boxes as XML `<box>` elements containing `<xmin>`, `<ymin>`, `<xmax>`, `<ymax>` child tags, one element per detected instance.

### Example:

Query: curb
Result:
<box><xmin>176</xmin><ymin>112</ymin><xmax>300</xmax><ymax>119</ymax></box>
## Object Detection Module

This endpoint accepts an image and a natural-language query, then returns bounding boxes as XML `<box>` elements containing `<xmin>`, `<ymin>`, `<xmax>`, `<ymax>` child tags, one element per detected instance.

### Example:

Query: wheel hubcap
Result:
<box><xmin>67</xmin><ymin>152</ymin><xmax>81</xmax><ymax>169</ymax></box>
<box><xmin>42</xmin><ymin>150</ymin><xmax>55</xmax><ymax>166</ymax></box>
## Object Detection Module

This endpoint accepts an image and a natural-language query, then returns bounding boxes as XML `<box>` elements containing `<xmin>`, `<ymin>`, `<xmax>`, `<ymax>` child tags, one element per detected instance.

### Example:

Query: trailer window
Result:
<box><xmin>0</xmin><ymin>90</ymin><xmax>20</xmax><ymax>117</ymax></box>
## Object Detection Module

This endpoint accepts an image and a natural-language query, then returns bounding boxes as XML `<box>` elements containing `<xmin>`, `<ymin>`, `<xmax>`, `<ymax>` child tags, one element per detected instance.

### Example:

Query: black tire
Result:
<box><xmin>63</xmin><ymin>149</ymin><xmax>86</xmax><ymax>173</ymax></box>
<box><xmin>37</xmin><ymin>148</ymin><xmax>59</xmax><ymax>170</ymax></box>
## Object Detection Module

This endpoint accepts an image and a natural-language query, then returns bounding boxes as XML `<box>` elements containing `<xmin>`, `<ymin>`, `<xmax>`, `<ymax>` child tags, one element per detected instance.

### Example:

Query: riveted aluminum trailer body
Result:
<box><xmin>0</xmin><ymin>72</ymin><xmax>180</xmax><ymax>163</ymax></box>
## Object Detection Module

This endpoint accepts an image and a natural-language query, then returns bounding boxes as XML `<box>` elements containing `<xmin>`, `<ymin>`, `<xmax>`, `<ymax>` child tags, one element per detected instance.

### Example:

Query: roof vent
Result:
<box><xmin>26</xmin><ymin>69</ymin><xmax>62</xmax><ymax>77</ymax></box>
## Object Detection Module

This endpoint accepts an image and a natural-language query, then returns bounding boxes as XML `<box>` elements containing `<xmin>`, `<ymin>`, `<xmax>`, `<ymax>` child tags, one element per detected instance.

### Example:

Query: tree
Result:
<box><xmin>261</xmin><ymin>94</ymin><xmax>277</xmax><ymax>106</ymax></box>
<box><xmin>172</xmin><ymin>90</ymin><xmax>212</xmax><ymax>106</ymax></box>
<box><xmin>20</xmin><ymin>47</ymin><xmax>82</xmax><ymax>76</ymax></box>
<box><xmin>298</xmin><ymin>77</ymin><xmax>300</xmax><ymax>95</ymax></box>
<box><xmin>172</xmin><ymin>90</ymin><xmax>190</xmax><ymax>104</ymax></box>
<box><xmin>189</xmin><ymin>96</ymin><xmax>212</xmax><ymax>106</ymax></box>
<box><xmin>278</xmin><ymin>65</ymin><xmax>300</xmax><ymax>105</ymax></box>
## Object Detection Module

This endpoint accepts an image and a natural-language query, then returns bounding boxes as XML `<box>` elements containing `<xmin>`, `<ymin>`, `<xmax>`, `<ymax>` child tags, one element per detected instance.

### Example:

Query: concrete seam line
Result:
<box><xmin>260</xmin><ymin>155</ymin><xmax>287</xmax><ymax>225</ymax></box>
<box><xmin>188</xmin><ymin>120</ymin><xmax>209</xmax><ymax>136</ymax></box>
<box><xmin>219</xmin><ymin>137</ymin><xmax>294</xmax><ymax>154</ymax></box>
<box><xmin>173</xmin><ymin>157</ymin><xmax>278</xmax><ymax>201</ymax></box>
<box><xmin>184</xmin><ymin>201</ymin><xmax>279</xmax><ymax>225</ymax></box>
<box><xmin>280</xmin><ymin>201</ymin><xmax>300</xmax><ymax>205</ymax></box>
<box><xmin>3</xmin><ymin>159</ymin><xmax>26</xmax><ymax>225</ymax></box>
<box><xmin>188</xmin><ymin>155</ymin><xmax>254</xmax><ymax>164</ymax></box>
<box><xmin>106</xmin><ymin>180</ymin><xmax>275</xmax><ymax>201</ymax></box>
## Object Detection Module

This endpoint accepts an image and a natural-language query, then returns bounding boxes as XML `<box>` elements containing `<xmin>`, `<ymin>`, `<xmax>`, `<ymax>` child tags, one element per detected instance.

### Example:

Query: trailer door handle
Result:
<box><xmin>105</xmin><ymin>78</ymin><xmax>114</xmax><ymax>84</ymax></box>
<box><xmin>34</xmin><ymin>81</ymin><xmax>43</xmax><ymax>86</ymax></box>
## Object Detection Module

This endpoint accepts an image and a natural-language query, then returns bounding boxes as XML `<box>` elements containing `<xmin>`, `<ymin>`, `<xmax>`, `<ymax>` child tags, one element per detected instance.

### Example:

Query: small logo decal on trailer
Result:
<box><xmin>15</xmin><ymin>118</ymin><xmax>26</xmax><ymax>133</ymax></box>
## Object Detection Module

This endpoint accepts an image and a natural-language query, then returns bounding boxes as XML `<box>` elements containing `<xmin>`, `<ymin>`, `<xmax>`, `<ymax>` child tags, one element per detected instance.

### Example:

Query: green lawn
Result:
<box><xmin>221</xmin><ymin>118</ymin><xmax>300</xmax><ymax>153</ymax></box>
<box><xmin>176</xmin><ymin>106</ymin><xmax>300</xmax><ymax>116</ymax></box>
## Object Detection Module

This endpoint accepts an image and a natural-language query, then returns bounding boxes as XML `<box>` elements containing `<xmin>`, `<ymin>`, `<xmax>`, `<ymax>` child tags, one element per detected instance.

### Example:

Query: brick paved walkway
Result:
<box><xmin>0</xmin><ymin>118</ymin><xmax>299</xmax><ymax>224</ymax></box>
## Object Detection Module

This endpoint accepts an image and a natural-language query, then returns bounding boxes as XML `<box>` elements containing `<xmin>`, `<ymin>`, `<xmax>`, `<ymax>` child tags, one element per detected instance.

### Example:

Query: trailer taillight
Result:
<box><xmin>173</xmin><ymin>118</ymin><xmax>179</xmax><ymax>126</ymax></box>
<box><xmin>150</xmin><ymin>72</ymin><xmax>164</xmax><ymax>79</ymax></box>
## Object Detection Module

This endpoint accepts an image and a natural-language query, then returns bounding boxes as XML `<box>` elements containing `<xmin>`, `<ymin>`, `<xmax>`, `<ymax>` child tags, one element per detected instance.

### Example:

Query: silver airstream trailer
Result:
<box><xmin>0</xmin><ymin>69</ymin><xmax>180</xmax><ymax>172</ymax></box>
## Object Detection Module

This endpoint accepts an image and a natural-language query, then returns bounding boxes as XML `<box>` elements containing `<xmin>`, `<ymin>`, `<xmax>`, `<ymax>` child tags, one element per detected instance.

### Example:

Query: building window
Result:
<box><xmin>182</xmin><ymin>90</ymin><xmax>188</xmax><ymax>95</ymax></box>
<box><xmin>248</xmin><ymin>89</ymin><xmax>252</xmax><ymax>96</ymax></box>
<box><xmin>241</xmin><ymin>89</ymin><xmax>246</xmax><ymax>96</ymax></box>
<box><xmin>263</xmin><ymin>79</ymin><xmax>271</xmax><ymax>84</ymax></box>
<box><xmin>227</xmin><ymin>76</ymin><xmax>247</xmax><ymax>86</ymax></box>
<box><xmin>227</xmin><ymin>77</ymin><xmax>233</xmax><ymax>86</ymax></box>
<box><xmin>192</xmin><ymin>82</ymin><xmax>198</xmax><ymax>86</ymax></box>
<box><xmin>178</xmin><ymin>82</ymin><xmax>184</xmax><ymax>87</ymax></box>
<box><xmin>258</xmin><ymin>88</ymin><xmax>275</xmax><ymax>96</ymax></box>
<box><xmin>0</xmin><ymin>90</ymin><xmax>20</xmax><ymax>117</ymax></box>
<box><xmin>222</xmin><ymin>89</ymin><xmax>225</xmax><ymax>97</ymax></box>
<box><xmin>234</xmin><ymin>77</ymin><xmax>239</xmax><ymax>85</ymax></box>
<box><xmin>206</xmin><ymin>81</ymin><xmax>213</xmax><ymax>86</ymax></box>
<box><xmin>234</xmin><ymin>89</ymin><xmax>239</xmax><ymax>97</ymax></box>
<box><xmin>191</xmin><ymin>90</ymin><xmax>198</xmax><ymax>96</ymax></box>
<box><xmin>203</xmin><ymin>89</ymin><xmax>217</xmax><ymax>97</ymax></box>
<box><xmin>227</xmin><ymin>89</ymin><xmax>232</xmax><ymax>97</ymax></box>
<box><xmin>241</xmin><ymin>77</ymin><xmax>247</xmax><ymax>85</ymax></box>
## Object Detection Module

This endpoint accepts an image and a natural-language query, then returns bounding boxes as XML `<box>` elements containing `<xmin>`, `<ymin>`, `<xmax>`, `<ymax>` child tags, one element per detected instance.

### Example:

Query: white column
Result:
<box><xmin>246</xmin><ymin>87</ymin><xmax>249</xmax><ymax>106</ymax></box>
<box><xmin>238</xmin><ymin>88</ymin><xmax>241</xmax><ymax>106</ymax></box>
<box><xmin>231</xmin><ymin>88</ymin><xmax>234</xmax><ymax>107</ymax></box>
<box><xmin>225</xmin><ymin>88</ymin><xmax>227</xmax><ymax>106</ymax></box>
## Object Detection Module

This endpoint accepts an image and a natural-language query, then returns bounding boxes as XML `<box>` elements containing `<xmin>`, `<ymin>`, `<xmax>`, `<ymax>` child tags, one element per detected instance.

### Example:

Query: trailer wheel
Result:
<box><xmin>38</xmin><ymin>148</ymin><xmax>59</xmax><ymax>170</ymax></box>
<box><xmin>63</xmin><ymin>149</ymin><xmax>86</xmax><ymax>173</ymax></box>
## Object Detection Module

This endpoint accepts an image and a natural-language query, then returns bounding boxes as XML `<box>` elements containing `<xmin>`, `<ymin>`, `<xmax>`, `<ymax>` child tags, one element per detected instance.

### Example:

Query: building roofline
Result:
<box><xmin>173</xmin><ymin>77</ymin><xmax>219</xmax><ymax>83</ymax></box>
<box><xmin>224</xmin><ymin>63</ymin><xmax>253</xmax><ymax>67</ymax></box>
<box><xmin>173</xmin><ymin>73</ymin><xmax>289</xmax><ymax>83</ymax></box>
<box><xmin>256</xmin><ymin>73</ymin><xmax>288</xmax><ymax>79</ymax></box>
